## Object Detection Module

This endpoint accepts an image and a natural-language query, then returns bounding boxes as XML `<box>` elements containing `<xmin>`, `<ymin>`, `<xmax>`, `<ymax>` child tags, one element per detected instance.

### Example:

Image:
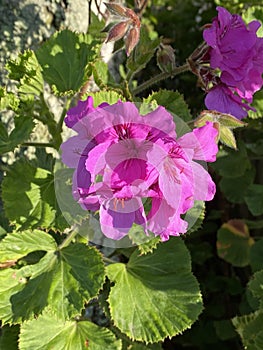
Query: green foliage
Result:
<box><xmin>0</xmin><ymin>116</ymin><xmax>34</xmax><ymax>154</ymax></box>
<box><xmin>0</xmin><ymin>1</ymin><xmax>263</xmax><ymax>349</ymax></box>
<box><xmin>143</xmin><ymin>89</ymin><xmax>192</xmax><ymax>123</ymax></box>
<box><xmin>232</xmin><ymin>311</ymin><xmax>263</xmax><ymax>350</ymax></box>
<box><xmin>2</xmin><ymin>158</ymin><xmax>68</xmax><ymax>231</ymax></box>
<box><xmin>35</xmin><ymin>29</ymin><xmax>100</xmax><ymax>95</ymax></box>
<box><xmin>245</xmin><ymin>184</ymin><xmax>263</xmax><ymax>216</ymax></box>
<box><xmin>6</xmin><ymin>50</ymin><xmax>44</xmax><ymax>100</ymax></box>
<box><xmin>106</xmin><ymin>238</ymin><xmax>203</xmax><ymax>343</ymax></box>
<box><xmin>0</xmin><ymin>325</ymin><xmax>20</xmax><ymax>350</ymax></box>
<box><xmin>19</xmin><ymin>312</ymin><xmax>121</xmax><ymax>350</ymax></box>
<box><xmin>217</xmin><ymin>221</ymin><xmax>254</xmax><ymax>267</ymax></box>
<box><xmin>250</xmin><ymin>239</ymin><xmax>263</xmax><ymax>272</ymax></box>
<box><xmin>127</xmin><ymin>25</ymin><xmax>160</xmax><ymax>73</ymax></box>
<box><xmin>0</xmin><ymin>87</ymin><xmax>19</xmax><ymax>111</ymax></box>
<box><xmin>89</xmin><ymin>90</ymin><xmax>126</xmax><ymax>107</ymax></box>
<box><xmin>0</xmin><ymin>230</ymin><xmax>105</xmax><ymax>324</ymax></box>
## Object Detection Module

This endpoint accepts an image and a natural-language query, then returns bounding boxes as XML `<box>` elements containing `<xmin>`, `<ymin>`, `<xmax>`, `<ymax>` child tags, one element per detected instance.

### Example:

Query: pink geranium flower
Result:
<box><xmin>191</xmin><ymin>6</ymin><xmax>263</xmax><ymax>119</ymax></box>
<box><xmin>61</xmin><ymin>97</ymin><xmax>218</xmax><ymax>241</ymax></box>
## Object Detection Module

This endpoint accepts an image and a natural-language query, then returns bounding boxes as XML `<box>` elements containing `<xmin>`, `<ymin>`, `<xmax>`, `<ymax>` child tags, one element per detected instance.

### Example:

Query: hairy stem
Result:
<box><xmin>58</xmin><ymin>230</ymin><xmax>79</xmax><ymax>250</ymax></box>
<box><xmin>133</xmin><ymin>62</ymin><xmax>190</xmax><ymax>95</ymax></box>
<box><xmin>103</xmin><ymin>256</ymin><xmax>118</xmax><ymax>264</ymax></box>
<box><xmin>21</xmin><ymin>142</ymin><xmax>56</xmax><ymax>149</ymax></box>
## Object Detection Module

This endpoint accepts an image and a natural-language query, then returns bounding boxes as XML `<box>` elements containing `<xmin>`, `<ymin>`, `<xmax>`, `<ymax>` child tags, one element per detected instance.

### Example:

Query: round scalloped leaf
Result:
<box><xmin>232</xmin><ymin>311</ymin><xmax>263</xmax><ymax>350</ymax></box>
<box><xmin>35</xmin><ymin>29</ymin><xmax>99</xmax><ymax>95</ymax></box>
<box><xmin>0</xmin><ymin>238</ymin><xmax>105</xmax><ymax>323</ymax></box>
<box><xmin>106</xmin><ymin>238</ymin><xmax>203</xmax><ymax>344</ymax></box>
<box><xmin>217</xmin><ymin>220</ymin><xmax>254</xmax><ymax>267</ymax></box>
<box><xmin>245</xmin><ymin>184</ymin><xmax>263</xmax><ymax>216</ymax></box>
<box><xmin>19</xmin><ymin>312</ymin><xmax>121</xmax><ymax>350</ymax></box>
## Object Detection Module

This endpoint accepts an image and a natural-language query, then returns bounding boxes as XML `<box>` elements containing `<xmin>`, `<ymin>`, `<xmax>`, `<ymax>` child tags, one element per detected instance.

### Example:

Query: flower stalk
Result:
<box><xmin>132</xmin><ymin>62</ymin><xmax>190</xmax><ymax>95</ymax></box>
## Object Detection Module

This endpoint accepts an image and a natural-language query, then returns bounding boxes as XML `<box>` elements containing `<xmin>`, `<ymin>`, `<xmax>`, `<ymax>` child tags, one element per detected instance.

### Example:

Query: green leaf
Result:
<box><xmin>89</xmin><ymin>90</ymin><xmax>125</xmax><ymax>107</ymax></box>
<box><xmin>35</xmin><ymin>29</ymin><xmax>99</xmax><ymax>95</ymax></box>
<box><xmin>0</xmin><ymin>325</ymin><xmax>20</xmax><ymax>350</ymax></box>
<box><xmin>143</xmin><ymin>89</ymin><xmax>192</xmax><ymax>123</ymax></box>
<box><xmin>19</xmin><ymin>312</ymin><xmax>121</xmax><ymax>350</ymax></box>
<box><xmin>0</xmin><ymin>238</ymin><xmax>105</xmax><ymax>323</ymax></box>
<box><xmin>0</xmin><ymin>268</ymin><xmax>26</xmax><ymax>324</ymax></box>
<box><xmin>106</xmin><ymin>238</ymin><xmax>203</xmax><ymax>343</ymax></box>
<box><xmin>184</xmin><ymin>200</ymin><xmax>206</xmax><ymax>234</ymax></box>
<box><xmin>128</xmin><ymin>224</ymin><xmax>160</xmax><ymax>255</ymax></box>
<box><xmin>219</xmin><ymin>126</ymin><xmax>237</xmax><ymax>149</ymax></box>
<box><xmin>91</xmin><ymin>60</ymin><xmax>116</xmax><ymax>90</ymax></box>
<box><xmin>217</xmin><ymin>220</ymin><xmax>254</xmax><ymax>267</ymax></box>
<box><xmin>0</xmin><ymin>116</ymin><xmax>34</xmax><ymax>155</ymax></box>
<box><xmin>0</xmin><ymin>230</ymin><xmax>56</xmax><ymax>262</ymax></box>
<box><xmin>219</xmin><ymin>167</ymin><xmax>255</xmax><ymax>203</ymax></box>
<box><xmin>0</xmin><ymin>87</ymin><xmax>19</xmax><ymax>111</ymax></box>
<box><xmin>6</xmin><ymin>50</ymin><xmax>44</xmax><ymax>100</ymax></box>
<box><xmin>250</xmin><ymin>239</ymin><xmax>263</xmax><ymax>272</ymax></box>
<box><xmin>211</xmin><ymin>142</ymin><xmax>250</xmax><ymax>178</ymax></box>
<box><xmin>248</xmin><ymin>270</ymin><xmax>263</xmax><ymax>306</ymax></box>
<box><xmin>245</xmin><ymin>184</ymin><xmax>263</xmax><ymax>216</ymax></box>
<box><xmin>2</xmin><ymin>159</ymin><xmax>67</xmax><ymax>230</ymax></box>
<box><xmin>232</xmin><ymin>311</ymin><xmax>263</xmax><ymax>350</ymax></box>
<box><xmin>127</xmin><ymin>25</ymin><xmax>160</xmax><ymax>73</ymax></box>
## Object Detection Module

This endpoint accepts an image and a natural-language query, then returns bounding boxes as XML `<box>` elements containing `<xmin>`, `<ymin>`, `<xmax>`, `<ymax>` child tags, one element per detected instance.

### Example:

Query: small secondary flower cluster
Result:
<box><xmin>189</xmin><ymin>6</ymin><xmax>263</xmax><ymax>119</ymax></box>
<box><xmin>61</xmin><ymin>97</ymin><xmax>218</xmax><ymax>241</ymax></box>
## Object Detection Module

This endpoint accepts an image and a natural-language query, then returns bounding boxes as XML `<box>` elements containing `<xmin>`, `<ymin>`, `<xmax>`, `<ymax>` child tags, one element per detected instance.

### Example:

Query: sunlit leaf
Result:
<box><xmin>0</xmin><ymin>234</ymin><xmax>105</xmax><ymax>323</ymax></box>
<box><xmin>19</xmin><ymin>312</ymin><xmax>121</xmax><ymax>350</ymax></box>
<box><xmin>36</xmin><ymin>29</ymin><xmax>100</xmax><ymax>95</ymax></box>
<box><xmin>106</xmin><ymin>238</ymin><xmax>203</xmax><ymax>343</ymax></box>
<box><xmin>0</xmin><ymin>230</ymin><xmax>56</xmax><ymax>262</ymax></box>
<box><xmin>6</xmin><ymin>50</ymin><xmax>44</xmax><ymax>100</ymax></box>
<box><xmin>144</xmin><ymin>89</ymin><xmax>192</xmax><ymax>123</ymax></box>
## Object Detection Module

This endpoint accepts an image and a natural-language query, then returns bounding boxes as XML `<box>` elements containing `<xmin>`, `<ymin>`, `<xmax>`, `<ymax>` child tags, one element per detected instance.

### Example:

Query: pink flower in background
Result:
<box><xmin>190</xmin><ymin>6</ymin><xmax>263</xmax><ymax>119</ymax></box>
<box><xmin>203</xmin><ymin>6</ymin><xmax>263</xmax><ymax>93</ymax></box>
<box><xmin>61</xmin><ymin>97</ymin><xmax>218</xmax><ymax>241</ymax></box>
<box><xmin>204</xmin><ymin>83</ymin><xmax>255</xmax><ymax>120</ymax></box>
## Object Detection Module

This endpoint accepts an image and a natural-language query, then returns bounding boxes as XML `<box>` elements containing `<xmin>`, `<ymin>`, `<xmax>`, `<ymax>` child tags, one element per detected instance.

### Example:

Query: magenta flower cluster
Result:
<box><xmin>61</xmin><ymin>97</ymin><xmax>218</xmax><ymax>241</ymax></box>
<box><xmin>203</xmin><ymin>6</ymin><xmax>263</xmax><ymax>119</ymax></box>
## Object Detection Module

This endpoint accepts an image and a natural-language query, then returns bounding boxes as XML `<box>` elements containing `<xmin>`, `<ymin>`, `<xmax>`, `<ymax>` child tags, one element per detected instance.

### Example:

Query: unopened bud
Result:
<box><xmin>125</xmin><ymin>26</ymin><xmax>140</xmax><ymax>56</ymax></box>
<box><xmin>157</xmin><ymin>44</ymin><xmax>176</xmax><ymax>74</ymax></box>
<box><xmin>104</xmin><ymin>2</ymin><xmax>127</xmax><ymax>17</ymax></box>
<box><xmin>106</xmin><ymin>21</ymin><xmax>130</xmax><ymax>43</ymax></box>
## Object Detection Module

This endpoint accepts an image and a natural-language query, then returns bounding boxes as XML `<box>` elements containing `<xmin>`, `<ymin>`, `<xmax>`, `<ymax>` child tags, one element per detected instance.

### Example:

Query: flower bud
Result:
<box><xmin>125</xmin><ymin>26</ymin><xmax>140</xmax><ymax>56</ymax></box>
<box><xmin>106</xmin><ymin>21</ymin><xmax>130</xmax><ymax>43</ymax></box>
<box><xmin>157</xmin><ymin>44</ymin><xmax>176</xmax><ymax>74</ymax></box>
<box><xmin>104</xmin><ymin>2</ymin><xmax>128</xmax><ymax>17</ymax></box>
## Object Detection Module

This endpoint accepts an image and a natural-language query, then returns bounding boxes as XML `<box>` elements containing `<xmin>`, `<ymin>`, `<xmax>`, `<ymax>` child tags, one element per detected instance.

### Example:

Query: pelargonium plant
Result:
<box><xmin>1</xmin><ymin>2</ymin><xmax>263</xmax><ymax>349</ymax></box>
<box><xmin>61</xmin><ymin>96</ymin><xmax>218</xmax><ymax>241</ymax></box>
